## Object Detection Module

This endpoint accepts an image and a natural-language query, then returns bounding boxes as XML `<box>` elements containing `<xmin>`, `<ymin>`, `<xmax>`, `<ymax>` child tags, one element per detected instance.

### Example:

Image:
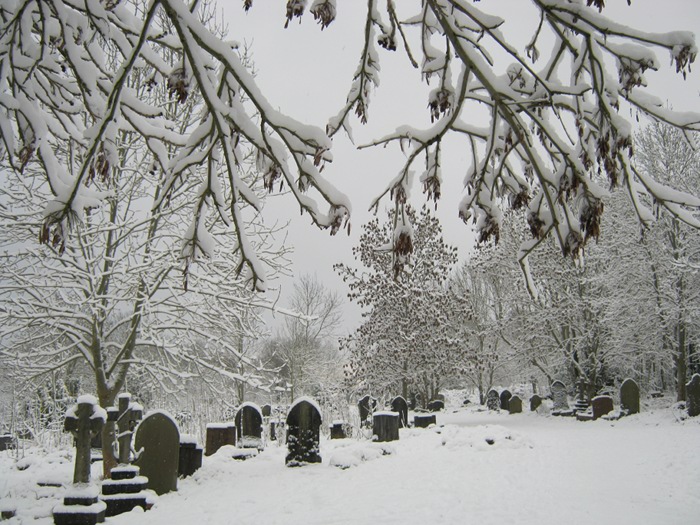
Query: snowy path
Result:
<box><xmin>2</xmin><ymin>408</ymin><xmax>698</xmax><ymax>524</ymax></box>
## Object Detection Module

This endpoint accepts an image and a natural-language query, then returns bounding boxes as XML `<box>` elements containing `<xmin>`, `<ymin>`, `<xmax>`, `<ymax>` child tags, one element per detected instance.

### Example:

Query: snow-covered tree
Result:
<box><xmin>1</xmin><ymin>1</ymin><xmax>699</xmax><ymax>280</ymax></box>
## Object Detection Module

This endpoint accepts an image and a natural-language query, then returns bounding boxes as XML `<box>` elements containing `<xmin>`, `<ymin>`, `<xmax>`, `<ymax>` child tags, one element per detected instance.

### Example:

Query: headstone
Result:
<box><xmin>686</xmin><ymin>374</ymin><xmax>700</xmax><ymax>417</ymax></box>
<box><xmin>107</xmin><ymin>393</ymin><xmax>143</xmax><ymax>465</ymax></box>
<box><xmin>590</xmin><ymin>395</ymin><xmax>614</xmax><ymax>420</ymax></box>
<box><xmin>373</xmin><ymin>412</ymin><xmax>399</xmax><ymax>442</ymax></box>
<box><xmin>330</xmin><ymin>421</ymin><xmax>346</xmax><ymax>439</ymax></box>
<box><xmin>261</xmin><ymin>404</ymin><xmax>272</xmax><ymax>418</ymax></box>
<box><xmin>551</xmin><ymin>381</ymin><xmax>570</xmax><ymax>413</ymax></box>
<box><xmin>100</xmin><ymin>465</ymin><xmax>149</xmax><ymax>517</ymax></box>
<box><xmin>205</xmin><ymin>423</ymin><xmax>236</xmax><ymax>456</ymax></box>
<box><xmin>620</xmin><ymin>378</ymin><xmax>641</xmax><ymax>415</ymax></box>
<box><xmin>0</xmin><ymin>434</ymin><xmax>13</xmax><ymax>451</ymax></box>
<box><xmin>178</xmin><ymin>435</ymin><xmax>203</xmax><ymax>478</ymax></box>
<box><xmin>499</xmin><ymin>390</ymin><xmax>512</xmax><ymax>410</ymax></box>
<box><xmin>390</xmin><ymin>396</ymin><xmax>409</xmax><ymax>428</ymax></box>
<box><xmin>269</xmin><ymin>421</ymin><xmax>278</xmax><ymax>441</ymax></box>
<box><xmin>134</xmin><ymin>412</ymin><xmax>179</xmax><ymax>495</ymax></box>
<box><xmin>508</xmin><ymin>395</ymin><xmax>523</xmax><ymax>414</ymax></box>
<box><xmin>285</xmin><ymin>398</ymin><xmax>322</xmax><ymax>466</ymax></box>
<box><xmin>426</xmin><ymin>399</ymin><xmax>445</xmax><ymax>412</ymax></box>
<box><xmin>413</xmin><ymin>414</ymin><xmax>436</xmax><ymax>428</ymax></box>
<box><xmin>53</xmin><ymin>486</ymin><xmax>106</xmax><ymax>525</ymax></box>
<box><xmin>529</xmin><ymin>394</ymin><xmax>542</xmax><ymax>412</ymax></box>
<box><xmin>235</xmin><ymin>403</ymin><xmax>264</xmax><ymax>449</ymax></box>
<box><xmin>486</xmin><ymin>389</ymin><xmax>500</xmax><ymax>410</ymax></box>
<box><xmin>358</xmin><ymin>395</ymin><xmax>377</xmax><ymax>426</ymax></box>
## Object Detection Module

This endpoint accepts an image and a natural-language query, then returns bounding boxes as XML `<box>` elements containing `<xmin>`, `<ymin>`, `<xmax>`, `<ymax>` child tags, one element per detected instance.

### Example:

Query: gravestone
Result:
<box><xmin>427</xmin><ymin>399</ymin><xmax>445</xmax><ymax>412</ymax></box>
<box><xmin>620</xmin><ymin>378</ymin><xmax>640</xmax><ymax>415</ymax></box>
<box><xmin>285</xmin><ymin>398</ymin><xmax>322</xmax><ymax>466</ymax></box>
<box><xmin>390</xmin><ymin>396</ymin><xmax>409</xmax><ymax>428</ymax></box>
<box><xmin>486</xmin><ymin>389</ymin><xmax>500</xmax><ymax>410</ymax></box>
<box><xmin>53</xmin><ymin>396</ymin><xmax>108</xmax><ymax>525</ymax></box>
<box><xmin>330</xmin><ymin>421</ymin><xmax>346</xmax><ymax>439</ymax></box>
<box><xmin>413</xmin><ymin>414</ymin><xmax>436</xmax><ymax>428</ymax></box>
<box><xmin>373</xmin><ymin>412</ymin><xmax>400</xmax><ymax>442</ymax></box>
<box><xmin>499</xmin><ymin>390</ymin><xmax>512</xmax><ymax>411</ymax></box>
<box><xmin>261</xmin><ymin>404</ymin><xmax>272</xmax><ymax>418</ymax></box>
<box><xmin>590</xmin><ymin>395</ymin><xmax>614</xmax><ymax>420</ymax></box>
<box><xmin>529</xmin><ymin>394</ymin><xmax>543</xmax><ymax>412</ymax></box>
<box><xmin>235</xmin><ymin>403</ymin><xmax>264</xmax><ymax>449</ymax></box>
<box><xmin>0</xmin><ymin>434</ymin><xmax>13</xmax><ymax>451</ymax></box>
<box><xmin>408</xmin><ymin>393</ymin><xmax>420</xmax><ymax>411</ymax></box>
<box><xmin>107</xmin><ymin>393</ymin><xmax>143</xmax><ymax>465</ymax></box>
<box><xmin>508</xmin><ymin>395</ymin><xmax>523</xmax><ymax>414</ymax></box>
<box><xmin>205</xmin><ymin>423</ymin><xmax>236</xmax><ymax>456</ymax></box>
<box><xmin>178</xmin><ymin>435</ymin><xmax>202</xmax><ymax>478</ymax></box>
<box><xmin>100</xmin><ymin>465</ymin><xmax>149</xmax><ymax>517</ymax></box>
<box><xmin>134</xmin><ymin>412</ymin><xmax>179</xmax><ymax>495</ymax></box>
<box><xmin>687</xmin><ymin>374</ymin><xmax>700</xmax><ymax>417</ymax></box>
<box><xmin>358</xmin><ymin>395</ymin><xmax>377</xmax><ymax>426</ymax></box>
<box><xmin>573</xmin><ymin>379</ymin><xmax>590</xmax><ymax>413</ymax></box>
<box><xmin>551</xmin><ymin>380</ymin><xmax>570</xmax><ymax>414</ymax></box>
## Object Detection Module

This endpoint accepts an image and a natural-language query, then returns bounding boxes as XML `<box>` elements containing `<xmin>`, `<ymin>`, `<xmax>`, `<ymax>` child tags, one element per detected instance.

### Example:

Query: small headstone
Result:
<box><xmin>107</xmin><ymin>393</ymin><xmax>143</xmax><ymax>465</ymax></box>
<box><xmin>0</xmin><ymin>434</ymin><xmax>13</xmax><ymax>451</ymax></box>
<box><xmin>134</xmin><ymin>412</ymin><xmax>179</xmax><ymax>495</ymax></box>
<box><xmin>686</xmin><ymin>374</ymin><xmax>700</xmax><ymax>417</ymax></box>
<box><xmin>508</xmin><ymin>395</ymin><xmax>522</xmax><ymax>414</ymax></box>
<box><xmin>100</xmin><ymin>465</ymin><xmax>149</xmax><ymax>517</ymax></box>
<box><xmin>358</xmin><ymin>395</ymin><xmax>377</xmax><ymax>426</ymax></box>
<box><xmin>620</xmin><ymin>378</ymin><xmax>640</xmax><ymax>415</ymax></box>
<box><xmin>499</xmin><ymin>390</ymin><xmax>512</xmax><ymax>411</ymax></box>
<box><xmin>235</xmin><ymin>403</ymin><xmax>263</xmax><ymax>449</ymax></box>
<box><xmin>590</xmin><ymin>395</ymin><xmax>614</xmax><ymax>420</ymax></box>
<box><xmin>426</xmin><ymin>399</ymin><xmax>444</xmax><ymax>412</ymax></box>
<box><xmin>529</xmin><ymin>394</ymin><xmax>542</xmax><ymax>412</ymax></box>
<box><xmin>261</xmin><ymin>404</ymin><xmax>272</xmax><ymax>418</ymax></box>
<box><xmin>53</xmin><ymin>486</ymin><xmax>106</xmax><ymax>525</ymax></box>
<box><xmin>373</xmin><ymin>412</ymin><xmax>400</xmax><ymax>442</ymax></box>
<box><xmin>286</xmin><ymin>398</ymin><xmax>322</xmax><ymax>466</ymax></box>
<box><xmin>330</xmin><ymin>421</ymin><xmax>347</xmax><ymax>439</ymax></box>
<box><xmin>413</xmin><ymin>414</ymin><xmax>436</xmax><ymax>428</ymax></box>
<box><xmin>178</xmin><ymin>435</ymin><xmax>202</xmax><ymax>478</ymax></box>
<box><xmin>205</xmin><ymin>423</ymin><xmax>236</xmax><ymax>456</ymax></box>
<box><xmin>486</xmin><ymin>389</ymin><xmax>500</xmax><ymax>410</ymax></box>
<box><xmin>390</xmin><ymin>396</ymin><xmax>409</xmax><ymax>428</ymax></box>
<box><xmin>551</xmin><ymin>380</ymin><xmax>570</xmax><ymax>414</ymax></box>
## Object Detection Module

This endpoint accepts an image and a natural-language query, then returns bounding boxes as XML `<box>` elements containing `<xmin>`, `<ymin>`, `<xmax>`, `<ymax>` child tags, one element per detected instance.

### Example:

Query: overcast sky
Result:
<box><xmin>220</xmin><ymin>1</ymin><xmax>700</xmax><ymax>336</ymax></box>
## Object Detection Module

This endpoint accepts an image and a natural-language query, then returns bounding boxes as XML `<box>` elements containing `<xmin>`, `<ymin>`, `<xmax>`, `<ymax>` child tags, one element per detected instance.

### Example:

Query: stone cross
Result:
<box><xmin>108</xmin><ymin>394</ymin><xmax>143</xmax><ymax>464</ymax></box>
<box><xmin>64</xmin><ymin>396</ymin><xmax>106</xmax><ymax>484</ymax></box>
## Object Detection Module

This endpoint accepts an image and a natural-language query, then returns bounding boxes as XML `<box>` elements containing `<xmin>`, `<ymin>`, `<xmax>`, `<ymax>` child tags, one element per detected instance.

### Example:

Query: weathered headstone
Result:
<box><xmin>205</xmin><ymin>423</ymin><xmax>236</xmax><ymax>456</ymax></box>
<box><xmin>551</xmin><ymin>380</ymin><xmax>570</xmax><ymax>414</ymax></box>
<box><xmin>134</xmin><ymin>412</ymin><xmax>179</xmax><ymax>495</ymax></box>
<box><xmin>286</xmin><ymin>398</ymin><xmax>322</xmax><ymax>466</ymax></box>
<box><xmin>686</xmin><ymin>374</ymin><xmax>700</xmax><ymax>417</ymax></box>
<box><xmin>373</xmin><ymin>412</ymin><xmax>400</xmax><ymax>442</ymax></box>
<box><xmin>590</xmin><ymin>395</ymin><xmax>614</xmax><ymax>420</ymax></box>
<box><xmin>0</xmin><ymin>434</ymin><xmax>13</xmax><ymax>451</ymax></box>
<box><xmin>390</xmin><ymin>396</ymin><xmax>409</xmax><ymax>428</ymax></box>
<box><xmin>330</xmin><ymin>421</ymin><xmax>347</xmax><ymax>439</ymax></box>
<box><xmin>508</xmin><ymin>395</ymin><xmax>523</xmax><ymax>414</ymax></box>
<box><xmin>107</xmin><ymin>393</ymin><xmax>143</xmax><ymax>465</ymax></box>
<box><xmin>499</xmin><ymin>390</ymin><xmax>512</xmax><ymax>411</ymax></box>
<box><xmin>620</xmin><ymin>378</ymin><xmax>640</xmax><ymax>415</ymax></box>
<box><xmin>529</xmin><ymin>394</ymin><xmax>543</xmax><ymax>412</ymax></box>
<box><xmin>413</xmin><ymin>414</ymin><xmax>436</xmax><ymax>428</ymax></box>
<box><xmin>235</xmin><ymin>403</ymin><xmax>264</xmax><ymax>449</ymax></box>
<box><xmin>261</xmin><ymin>404</ymin><xmax>272</xmax><ymax>418</ymax></box>
<box><xmin>426</xmin><ymin>399</ymin><xmax>445</xmax><ymax>412</ymax></box>
<box><xmin>178</xmin><ymin>435</ymin><xmax>203</xmax><ymax>478</ymax></box>
<box><xmin>358</xmin><ymin>395</ymin><xmax>377</xmax><ymax>426</ymax></box>
<box><xmin>486</xmin><ymin>389</ymin><xmax>500</xmax><ymax>410</ymax></box>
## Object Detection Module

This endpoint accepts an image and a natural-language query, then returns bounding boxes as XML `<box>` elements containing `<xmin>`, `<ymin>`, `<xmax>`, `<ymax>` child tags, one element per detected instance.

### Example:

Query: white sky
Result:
<box><xmin>221</xmin><ymin>1</ymin><xmax>700</xmax><ymax>335</ymax></box>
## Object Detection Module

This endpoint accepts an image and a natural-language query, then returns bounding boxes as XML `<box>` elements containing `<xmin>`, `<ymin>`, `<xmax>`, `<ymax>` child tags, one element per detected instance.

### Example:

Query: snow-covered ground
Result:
<box><xmin>1</xmin><ymin>404</ymin><xmax>699</xmax><ymax>525</ymax></box>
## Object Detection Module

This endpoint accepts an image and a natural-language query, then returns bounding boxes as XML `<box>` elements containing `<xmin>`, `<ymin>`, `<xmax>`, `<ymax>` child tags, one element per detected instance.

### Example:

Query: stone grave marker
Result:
<box><xmin>551</xmin><ymin>380</ymin><xmax>570</xmax><ymax>414</ymax></box>
<box><xmin>620</xmin><ymin>378</ymin><xmax>640</xmax><ymax>415</ymax></box>
<box><xmin>286</xmin><ymin>398</ymin><xmax>322</xmax><ymax>466</ymax></box>
<box><xmin>205</xmin><ymin>423</ymin><xmax>236</xmax><ymax>456</ymax></box>
<box><xmin>499</xmin><ymin>390</ymin><xmax>512</xmax><ymax>410</ymax></box>
<box><xmin>178</xmin><ymin>435</ymin><xmax>203</xmax><ymax>478</ymax></box>
<box><xmin>0</xmin><ymin>434</ymin><xmax>13</xmax><ymax>451</ymax></box>
<box><xmin>427</xmin><ymin>399</ymin><xmax>445</xmax><ymax>412</ymax></box>
<box><xmin>373</xmin><ymin>412</ymin><xmax>399</xmax><ymax>442</ymax></box>
<box><xmin>100</xmin><ymin>464</ymin><xmax>149</xmax><ymax>517</ymax></box>
<box><xmin>358</xmin><ymin>395</ymin><xmax>377</xmax><ymax>426</ymax></box>
<box><xmin>687</xmin><ymin>374</ymin><xmax>700</xmax><ymax>417</ymax></box>
<box><xmin>235</xmin><ymin>403</ymin><xmax>264</xmax><ymax>449</ymax></box>
<box><xmin>330</xmin><ymin>421</ymin><xmax>347</xmax><ymax>439</ymax></box>
<box><xmin>108</xmin><ymin>393</ymin><xmax>143</xmax><ymax>465</ymax></box>
<box><xmin>486</xmin><ymin>389</ymin><xmax>500</xmax><ymax>410</ymax></box>
<box><xmin>530</xmin><ymin>394</ymin><xmax>543</xmax><ymax>412</ymax></box>
<box><xmin>591</xmin><ymin>395</ymin><xmax>614</xmax><ymax>420</ymax></box>
<box><xmin>261</xmin><ymin>404</ymin><xmax>272</xmax><ymax>418</ymax></box>
<box><xmin>508</xmin><ymin>395</ymin><xmax>523</xmax><ymax>414</ymax></box>
<box><xmin>134</xmin><ymin>412</ymin><xmax>179</xmax><ymax>495</ymax></box>
<box><xmin>413</xmin><ymin>414</ymin><xmax>436</xmax><ymax>428</ymax></box>
<box><xmin>573</xmin><ymin>379</ymin><xmax>590</xmax><ymax>413</ymax></box>
<box><xmin>390</xmin><ymin>396</ymin><xmax>409</xmax><ymax>428</ymax></box>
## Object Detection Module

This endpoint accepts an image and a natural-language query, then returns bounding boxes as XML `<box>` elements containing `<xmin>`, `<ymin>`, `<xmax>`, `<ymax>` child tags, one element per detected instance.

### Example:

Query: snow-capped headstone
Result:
<box><xmin>358</xmin><ymin>395</ymin><xmax>377</xmax><ymax>426</ymax></box>
<box><xmin>486</xmin><ymin>389</ymin><xmax>500</xmax><ymax>410</ymax></box>
<box><xmin>134</xmin><ymin>412</ymin><xmax>179</xmax><ymax>495</ymax></box>
<box><xmin>100</xmin><ymin>465</ymin><xmax>149</xmax><ymax>517</ymax></box>
<box><xmin>591</xmin><ymin>396</ymin><xmax>614</xmax><ymax>420</ymax></box>
<box><xmin>179</xmin><ymin>436</ymin><xmax>203</xmax><ymax>478</ymax></box>
<box><xmin>508</xmin><ymin>395</ymin><xmax>523</xmax><ymax>414</ymax></box>
<box><xmin>205</xmin><ymin>423</ymin><xmax>236</xmax><ymax>456</ymax></box>
<box><xmin>107</xmin><ymin>393</ymin><xmax>143</xmax><ymax>465</ymax></box>
<box><xmin>373</xmin><ymin>412</ymin><xmax>399</xmax><ymax>442</ymax></box>
<box><xmin>0</xmin><ymin>434</ymin><xmax>13</xmax><ymax>451</ymax></box>
<box><xmin>686</xmin><ymin>374</ymin><xmax>700</xmax><ymax>417</ymax></box>
<box><xmin>390</xmin><ymin>396</ymin><xmax>409</xmax><ymax>428</ymax></box>
<box><xmin>499</xmin><ymin>390</ymin><xmax>512</xmax><ymax>411</ymax></box>
<box><xmin>286</xmin><ymin>398</ymin><xmax>322</xmax><ymax>466</ymax></box>
<box><xmin>330</xmin><ymin>421</ymin><xmax>347</xmax><ymax>439</ymax></box>
<box><xmin>413</xmin><ymin>414</ymin><xmax>436</xmax><ymax>428</ymax></box>
<box><xmin>529</xmin><ymin>394</ymin><xmax>543</xmax><ymax>412</ymax></box>
<box><xmin>427</xmin><ymin>399</ymin><xmax>445</xmax><ymax>412</ymax></box>
<box><xmin>64</xmin><ymin>396</ymin><xmax>106</xmax><ymax>485</ymax></box>
<box><xmin>551</xmin><ymin>381</ymin><xmax>570</xmax><ymax>414</ymax></box>
<box><xmin>235</xmin><ymin>403</ymin><xmax>263</xmax><ymax>449</ymax></box>
<box><xmin>620</xmin><ymin>378</ymin><xmax>640</xmax><ymax>416</ymax></box>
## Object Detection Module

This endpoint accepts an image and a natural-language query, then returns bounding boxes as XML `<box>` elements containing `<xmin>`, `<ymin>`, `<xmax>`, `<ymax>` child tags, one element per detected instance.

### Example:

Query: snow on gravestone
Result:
<box><xmin>687</xmin><ymin>374</ymin><xmax>700</xmax><ymax>417</ymax></box>
<box><xmin>390</xmin><ymin>396</ymin><xmax>409</xmax><ymax>428</ymax></box>
<box><xmin>620</xmin><ymin>378</ymin><xmax>640</xmax><ymax>416</ymax></box>
<box><xmin>205</xmin><ymin>423</ymin><xmax>236</xmax><ymax>456</ymax></box>
<box><xmin>551</xmin><ymin>381</ymin><xmax>570</xmax><ymax>413</ymax></box>
<box><xmin>134</xmin><ymin>412</ymin><xmax>179</xmax><ymax>495</ymax></box>
<box><xmin>373</xmin><ymin>412</ymin><xmax>399</xmax><ymax>442</ymax></box>
<box><xmin>529</xmin><ymin>394</ymin><xmax>543</xmax><ymax>412</ymax></box>
<box><xmin>508</xmin><ymin>395</ymin><xmax>523</xmax><ymax>414</ymax></box>
<box><xmin>358</xmin><ymin>395</ymin><xmax>377</xmax><ymax>426</ymax></box>
<box><xmin>235</xmin><ymin>403</ymin><xmax>263</xmax><ymax>449</ymax></box>
<box><xmin>590</xmin><ymin>396</ymin><xmax>614</xmax><ymax>420</ymax></box>
<box><xmin>286</xmin><ymin>398</ymin><xmax>322</xmax><ymax>466</ymax></box>
<box><xmin>486</xmin><ymin>390</ymin><xmax>500</xmax><ymax>411</ymax></box>
<box><xmin>500</xmin><ymin>390</ymin><xmax>512</xmax><ymax>411</ymax></box>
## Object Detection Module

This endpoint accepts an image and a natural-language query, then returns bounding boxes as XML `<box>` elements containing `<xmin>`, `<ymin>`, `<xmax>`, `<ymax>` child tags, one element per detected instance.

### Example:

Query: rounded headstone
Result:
<box><xmin>508</xmin><ymin>395</ymin><xmax>523</xmax><ymax>414</ymax></box>
<box><xmin>286</xmin><ymin>398</ymin><xmax>322</xmax><ymax>466</ymax></box>
<box><xmin>499</xmin><ymin>390</ymin><xmax>512</xmax><ymax>410</ymax></box>
<box><xmin>390</xmin><ymin>396</ymin><xmax>409</xmax><ymax>428</ymax></box>
<box><xmin>620</xmin><ymin>378</ymin><xmax>640</xmax><ymax>415</ymax></box>
<box><xmin>134</xmin><ymin>412</ymin><xmax>179</xmax><ymax>495</ymax></box>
